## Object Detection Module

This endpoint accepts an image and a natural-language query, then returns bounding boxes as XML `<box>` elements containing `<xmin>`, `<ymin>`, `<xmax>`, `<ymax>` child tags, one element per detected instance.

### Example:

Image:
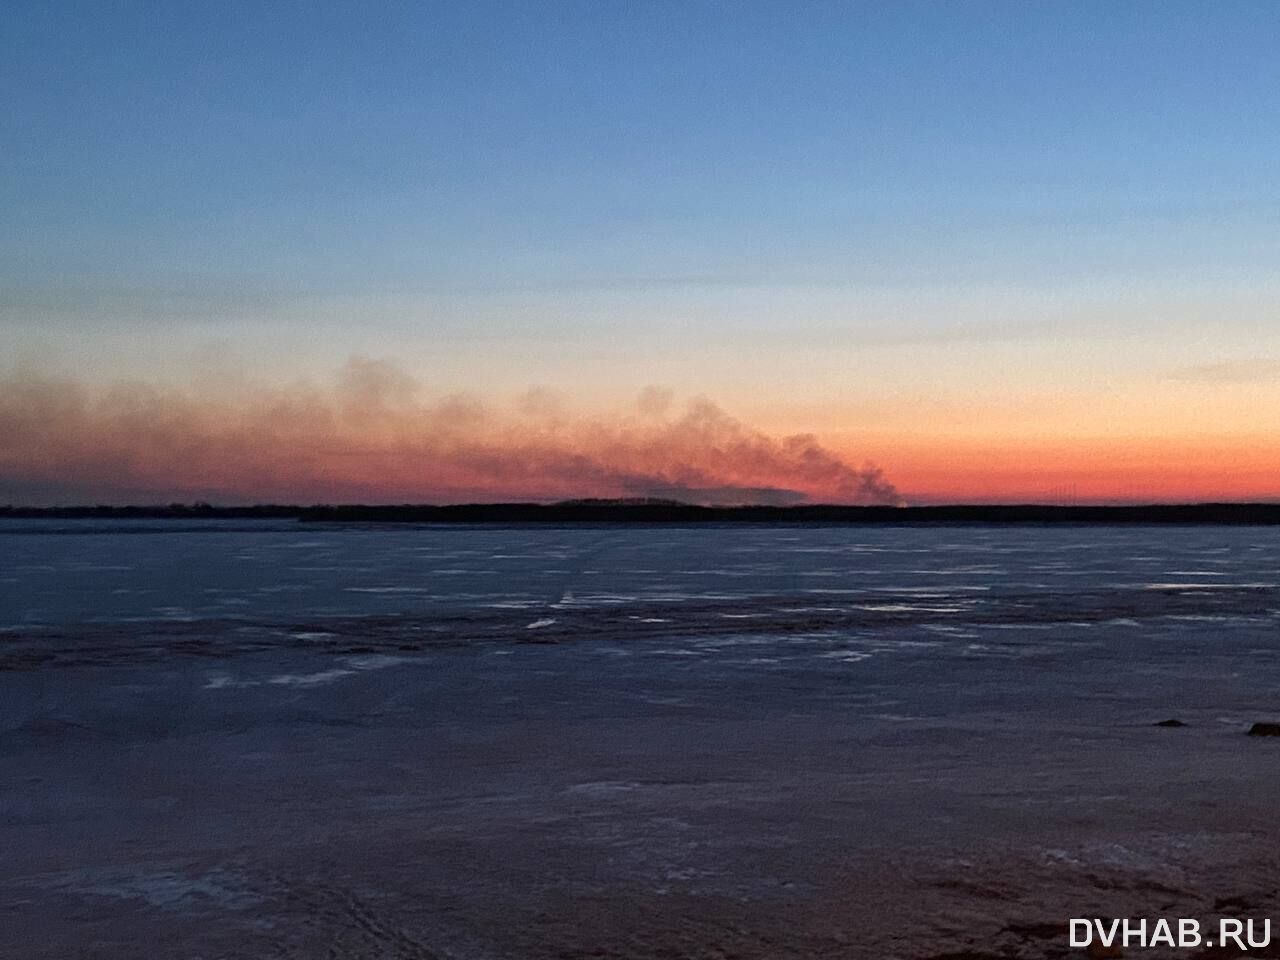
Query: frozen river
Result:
<box><xmin>4</xmin><ymin>521</ymin><xmax>1280</xmax><ymax>958</ymax></box>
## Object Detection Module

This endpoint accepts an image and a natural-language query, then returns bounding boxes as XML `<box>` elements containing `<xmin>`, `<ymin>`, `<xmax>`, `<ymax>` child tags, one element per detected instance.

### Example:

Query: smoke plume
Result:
<box><xmin>0</xmin><ymin>357</ymin><xmax>901</xmax><ymax>506</ymax></box>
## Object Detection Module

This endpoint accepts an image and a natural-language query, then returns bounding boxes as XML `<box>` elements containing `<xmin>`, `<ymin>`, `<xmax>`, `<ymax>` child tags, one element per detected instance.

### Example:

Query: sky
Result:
<box><xmin>3</xmin><ymin>1</ymin><xmax>1279</xmax><ymax>505</ymax></box>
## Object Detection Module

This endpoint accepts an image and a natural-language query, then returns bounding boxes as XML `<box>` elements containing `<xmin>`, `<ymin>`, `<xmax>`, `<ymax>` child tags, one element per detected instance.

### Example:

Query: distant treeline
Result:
<box><xmin>0</xmin><ymin>503</ymin><xmax>300</xmax><ymax>519</ymax></box>
<box><xmin>4</xmin><ymin>501</ymin><xmax>1280</xmax><ymax>524</ymax></box>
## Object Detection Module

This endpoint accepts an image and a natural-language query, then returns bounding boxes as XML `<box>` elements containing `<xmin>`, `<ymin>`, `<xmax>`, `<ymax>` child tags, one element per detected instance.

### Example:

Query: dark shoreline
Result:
<box><xmin>4</xmin><ymin>501</ymin><xmax>1280</xmax><ymax>524</ymax></box>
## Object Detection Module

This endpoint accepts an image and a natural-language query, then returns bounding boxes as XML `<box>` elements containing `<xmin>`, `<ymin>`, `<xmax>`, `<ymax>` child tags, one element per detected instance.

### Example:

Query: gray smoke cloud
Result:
<box><xmin>0</xmin><ymin>356</ymin><xmax>901</xmax><ymax>506</ymax></box>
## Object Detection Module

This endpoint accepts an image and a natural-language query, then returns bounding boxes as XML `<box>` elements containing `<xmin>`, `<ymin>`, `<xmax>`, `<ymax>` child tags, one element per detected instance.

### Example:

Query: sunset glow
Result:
<box><xmin>4</xmin><ymin>4</ymin><xmax>1279</xmax><ymax>505</ymax></box>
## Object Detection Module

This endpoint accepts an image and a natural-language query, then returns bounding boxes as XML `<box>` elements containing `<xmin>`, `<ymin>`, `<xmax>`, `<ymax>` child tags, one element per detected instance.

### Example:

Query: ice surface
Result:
<box><xmin>3</xmin><ymin>522</ymin><xmax>1280</xmax><ymax>957</ymax></box>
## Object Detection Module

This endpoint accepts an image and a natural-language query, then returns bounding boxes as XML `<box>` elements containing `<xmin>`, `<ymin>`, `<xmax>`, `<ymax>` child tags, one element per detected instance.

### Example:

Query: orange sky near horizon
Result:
<box><xmin>837</xmin><ymin>433</ymin><xmax>1280</xmax><ymax>504</ymax></box>
<box><xmin>2</xmin><ymin>357</ymin><xmax>1277</xmax><ymax>507</ymax></box>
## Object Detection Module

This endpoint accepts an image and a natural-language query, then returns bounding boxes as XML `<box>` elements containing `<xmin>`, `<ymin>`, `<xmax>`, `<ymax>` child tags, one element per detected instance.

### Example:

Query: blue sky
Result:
<box><xmin>6</xmin><ymin>1</ymin><xmax>1278</xmax><ymax>296</ymax></box>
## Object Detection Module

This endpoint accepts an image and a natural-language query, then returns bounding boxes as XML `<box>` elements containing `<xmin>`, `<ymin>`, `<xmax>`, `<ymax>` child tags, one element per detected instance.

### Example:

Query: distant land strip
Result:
<box><xmin>5</xmin><ymin>500</ymin><xmax>1280</xmax><ymax>524</ymax></box>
